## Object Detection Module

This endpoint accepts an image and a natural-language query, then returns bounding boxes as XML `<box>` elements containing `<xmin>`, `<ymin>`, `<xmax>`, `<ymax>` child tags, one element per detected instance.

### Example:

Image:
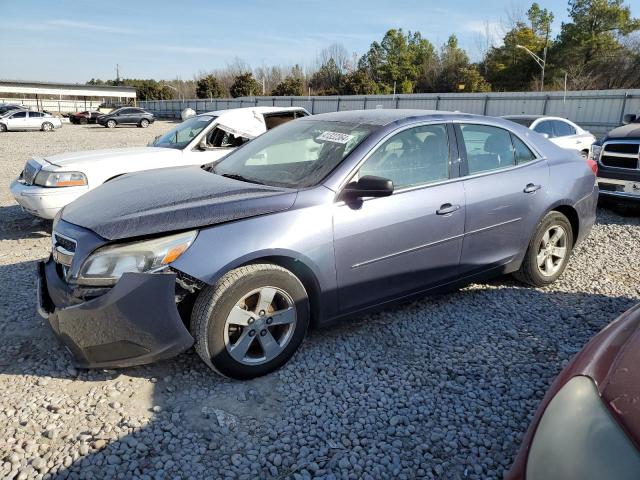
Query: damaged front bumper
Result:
<box><xmin>37</xmin><ymin>257</ymin><xmax>194</xmax><ymax>369</ymax></box>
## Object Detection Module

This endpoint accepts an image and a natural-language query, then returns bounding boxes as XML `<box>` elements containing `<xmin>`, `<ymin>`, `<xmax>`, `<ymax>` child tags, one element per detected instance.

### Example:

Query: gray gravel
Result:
<box><xmin>1</xmin><ymin>123</ymin><xmax>640</xmax><ymax>479</ymax></box>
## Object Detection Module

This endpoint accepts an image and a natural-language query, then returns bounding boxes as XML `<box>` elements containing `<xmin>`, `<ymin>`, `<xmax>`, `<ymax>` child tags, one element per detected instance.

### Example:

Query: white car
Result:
<box><xmin>0</xmin><ymin>110</ymin><xmax>62</xmax><ymax>132</ymax></box>
<box><xmin>10</xmin><ymin>106</ymin><xmax>308</xmax><ymax>219</ymax></box>
<box><xmin>503</xmin><ymin>115</ymin><xmax>595</xmax><ymax>158</ymax></box>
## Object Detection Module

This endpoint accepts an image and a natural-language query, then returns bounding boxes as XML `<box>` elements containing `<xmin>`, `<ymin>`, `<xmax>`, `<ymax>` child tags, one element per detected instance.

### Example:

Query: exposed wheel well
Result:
<box><xmin>552</xmin><ymin>205</ymin><xmax>579</xmax><ymax>246</ymax></box>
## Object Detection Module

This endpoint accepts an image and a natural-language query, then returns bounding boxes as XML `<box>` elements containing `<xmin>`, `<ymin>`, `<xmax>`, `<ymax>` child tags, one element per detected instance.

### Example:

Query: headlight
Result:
<box><xmin>589</xmin><ymin>143</ymin><xmax>602</xmax><ymax>162</ymax></box>
<box><xmin>78</xmin><ymin>231</ymin><xmax>197</xmax><ymax>286</ymax></box>
<box><xmin>526</xmin><ymin>375</ymin><xmax>640</xmax><ymax>480</ymax></box>
<box><xmin>34</xmin><ymin>170</ymin><xmax>87</xmax><ymax>187</ymax></box>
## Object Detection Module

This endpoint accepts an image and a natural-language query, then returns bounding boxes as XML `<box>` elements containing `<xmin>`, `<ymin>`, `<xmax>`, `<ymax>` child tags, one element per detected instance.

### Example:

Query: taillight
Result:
<box><xmin>587</xmin><ymin>159</ymin><xmax>598</xmax><ymax>175</ymax></box>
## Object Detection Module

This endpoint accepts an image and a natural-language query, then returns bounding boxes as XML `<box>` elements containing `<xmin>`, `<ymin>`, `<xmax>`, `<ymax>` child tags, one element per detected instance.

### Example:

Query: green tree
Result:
<box><xmin>482</xmin><ymin>22</ymin><xmax>546</xmax><ymax>90</ymax></box>
<box><xmin>229</xmin><ymin>72</ymin><xmax>262</xmax><ymax>97</ymax></box>
<box><xmin>309</xmin><ymin>59</ymin><xmax>343</xmax><ymax>95</ymax></box>
<box><xmin>555</xmin><ymin>0</ymin><xmax>640</xmax><ymax>68</ymax></box>
<box><xmin>271</xmin><ymin>76</ymin><xmax>304</xmax><ymax>96</ymax></box>
<box><xmin>196</xmin><ymin>75</ymin><xmax>225</xmax><ymax>99</ymax></box>
<box><xmin>340</xmin><ymin>70</ymin><xmax>379</xmax><ymax>95</ymax></box>
<box><xmin>359</xmin><ymin>29</ymin><xmax>436</xmax><ymax>93</ymax></box>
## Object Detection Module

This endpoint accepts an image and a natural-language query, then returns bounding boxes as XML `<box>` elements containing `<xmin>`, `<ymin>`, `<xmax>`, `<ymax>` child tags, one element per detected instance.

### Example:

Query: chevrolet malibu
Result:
<box><xmin>38</xmin><ymin>110</ymin><xmax>598</xmax><ymax>379</ymax></box>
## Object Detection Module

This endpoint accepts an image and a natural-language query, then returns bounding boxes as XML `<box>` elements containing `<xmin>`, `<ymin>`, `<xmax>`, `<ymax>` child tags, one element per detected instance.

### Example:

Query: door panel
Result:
<box><xmin>455</xmin><ymin>123</ymin><xmax>550</xmax><ymax>273</ymax></box>
<box><xmin>333</xmin><ymin>183</ymin><xmax>466</xmax><ymax>312</ymax></box>
<box><xmin>7</xmin><ymin>111</ymin><xmax>27</xmax><ymax>130</ymax></box>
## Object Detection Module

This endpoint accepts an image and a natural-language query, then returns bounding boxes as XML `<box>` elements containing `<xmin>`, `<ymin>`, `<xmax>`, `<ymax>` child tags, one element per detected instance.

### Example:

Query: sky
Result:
<box><xmin>0</xmin><ymin>0</ymin><xmax>603</xmax><ymax>84</ymax></box>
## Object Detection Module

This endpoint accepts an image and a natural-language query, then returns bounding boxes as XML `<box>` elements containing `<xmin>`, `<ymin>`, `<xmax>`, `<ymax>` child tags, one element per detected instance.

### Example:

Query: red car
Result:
<box><xmin>69</xmin><ymin>111</ymin><xmax>101</xmax><ymax>125</ymax></box>
<box><xmin>507</xmin><ymin>303</ymin><xmax>640</xmax><ymax>480</ymax></box>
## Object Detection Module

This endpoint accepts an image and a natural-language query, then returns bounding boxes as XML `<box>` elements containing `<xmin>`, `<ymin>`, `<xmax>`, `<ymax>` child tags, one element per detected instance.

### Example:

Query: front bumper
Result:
<box><xmin>10</xmin><ymin>180</ymin><xmax>88</xmax><ymax>219</ymax></box>
<box><xmin>597</xmin><ymin>177</ymin><xmax>640</xmax><ymax>204</ymax></box>
<box><xmin>37</xmin><ymin>257</ymin><xmax>194</xmax><ymax>369</ymax></box>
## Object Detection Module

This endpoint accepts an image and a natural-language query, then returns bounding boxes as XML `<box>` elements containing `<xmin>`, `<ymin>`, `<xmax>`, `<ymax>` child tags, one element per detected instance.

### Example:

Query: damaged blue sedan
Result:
<box><xmin>38</xmin><ymin>110</ymin><xmax>598</xmax><ymax>379</ymax></box>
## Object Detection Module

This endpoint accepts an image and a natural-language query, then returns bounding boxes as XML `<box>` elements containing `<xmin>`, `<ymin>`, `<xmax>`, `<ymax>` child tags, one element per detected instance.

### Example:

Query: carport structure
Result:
<box><xmin>0</xmin><ymin>80</ymin><xmax>137</xmax><ymax>113</ymax></box>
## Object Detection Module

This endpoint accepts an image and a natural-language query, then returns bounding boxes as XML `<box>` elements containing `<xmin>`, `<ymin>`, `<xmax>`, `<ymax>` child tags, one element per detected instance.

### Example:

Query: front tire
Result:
<box><xmin>514</xmin><ymin>211</ymin><xmax>573</xmax><ymax>287</ymax></box>
<box><xmin>106</xmin><ymin>120</ymin><xmax>116</xmax><ymax>128</ymax></box>
<box><xmin>41</xmin><ymin>122</ymin><xmax>54</xmax><ymax>132</ymax></box>
<box><xmin>191</xmin><ymin>263</ymin><xmax>309</xmax><ymax>379</ymax></box>
<box><xmin>139</xmin><ymin>119</ymin><xmax>149</xmax><ymax>128</ymax></box>
<box><xmin>0</xmin><ymin>123</ymin><xmax>6</xmax><ymax>132</ymax></box>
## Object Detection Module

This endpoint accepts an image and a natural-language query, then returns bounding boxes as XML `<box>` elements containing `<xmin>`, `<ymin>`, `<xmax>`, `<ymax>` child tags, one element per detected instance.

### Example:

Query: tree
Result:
<box><xmin>340</xmin><ymin>70</ymin><xmax>379</xmax><ymax>95</ymax></box>
<box><xmin>482</xmin><ymin>21</ymin><xmax>546</xmax><ymax>90</ymax></box>
<box><xmin>555</xmin><ymin>0</ymin><xmax>640</xmax><ymax>68</ymax></box>
<box><xmin>229</xmin><ymin>72</ymin><xmax>262</xmax><ymax>97</ymax></box>
<box><xmin>359</xmin><ymin>29</ymin><xmax>436</xmax><ymax>93</ymax></box>
<box><xmin>196</xmin><ymin>75</ymin><xmax>225</xmax><ymax>99</ymax></box>
<box><xmin>309</xmin><ymin>59</ymin><xmax>343</xmax><ymax>95</ymax></box>
<box><xmin>271</xmin><ymin>76</ymin><xmax>304</xmax><ymax>96</ymax></box>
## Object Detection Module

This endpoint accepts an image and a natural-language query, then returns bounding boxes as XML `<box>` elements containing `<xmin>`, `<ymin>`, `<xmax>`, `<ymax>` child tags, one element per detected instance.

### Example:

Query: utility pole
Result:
<box><xmin>541</xmin><ymin>23</ymin><xmax>550</xmax><ymax>91</ymax></box>
<box><xmin>516</xmin><ymin>45</ymin><xmax>545</xmax><ymax>92</ymax></box>
<box><xmin>116</xmin><ymin>64</ymin><xmax>121</xmax><ymax>85</ymax></box>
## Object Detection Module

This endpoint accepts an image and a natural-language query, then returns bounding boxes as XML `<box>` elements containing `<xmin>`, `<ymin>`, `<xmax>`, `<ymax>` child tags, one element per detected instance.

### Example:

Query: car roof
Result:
<box><xmin>503</xmin><ymin>115</ymin><xmax>544</xmax><ymax>120</ymax></box>
<box><xmin>199</xmin><ymin>106</ymin><xmax>308</xmax><ymax>117</ymax></box>
<box><xmin>305</xmin><ymin>109</ymin><xmax>494</xmax><ymax>126</ymax></box>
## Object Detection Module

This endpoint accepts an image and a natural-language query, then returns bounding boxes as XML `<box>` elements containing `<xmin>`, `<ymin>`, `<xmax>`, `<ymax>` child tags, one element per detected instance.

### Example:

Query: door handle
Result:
<box><xmin>436</xmin><ymin>203</ymin><xmax>460</xmax><ymax>215</ymax></box>
<box><xmin>524</xmin><ymin>183</ymin><xmax>542</xmax><ymax>194</ymax></box>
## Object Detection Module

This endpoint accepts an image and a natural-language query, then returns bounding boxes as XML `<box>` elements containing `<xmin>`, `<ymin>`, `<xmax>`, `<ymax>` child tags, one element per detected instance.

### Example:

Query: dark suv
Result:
<box><xmin>97</xmin><ymin>107</ymin><xmax>155</xmax><ymax>128</ymax></box>
<box><xmin>593</xmin><ymin>113</ymin><xmax>640</xmax><ymax>204</ymax></box>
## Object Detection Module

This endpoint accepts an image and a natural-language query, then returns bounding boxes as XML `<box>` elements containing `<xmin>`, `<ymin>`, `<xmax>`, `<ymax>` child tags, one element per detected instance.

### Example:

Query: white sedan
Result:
<box><xmin>503</xmin><ymin>115</ymin><xmax>595</xmax><ymax>158</ymax></box>
<box><xmin>0</xmin><ymin>110</ymin><xmax>62</xmax><ymax>132</ymax></box>
<box><xmin>10</xmin><ymin>106</ymin><xmax>308</xmax><ymax>219</ymax></box>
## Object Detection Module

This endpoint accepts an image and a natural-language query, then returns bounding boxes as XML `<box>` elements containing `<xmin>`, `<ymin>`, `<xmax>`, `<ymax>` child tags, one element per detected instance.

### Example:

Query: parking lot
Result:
<box><xmin>1</xmin><ymin>123</ymin><xmax>639</xmax><ymax>479</ymax></box>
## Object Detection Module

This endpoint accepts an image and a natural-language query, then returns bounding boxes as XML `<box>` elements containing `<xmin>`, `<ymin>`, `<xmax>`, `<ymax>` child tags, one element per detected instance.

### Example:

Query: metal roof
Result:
<box><xmin>0</xmin><ymin>80</ymin><xmax>136</xmax><ymax>98</ymax></box>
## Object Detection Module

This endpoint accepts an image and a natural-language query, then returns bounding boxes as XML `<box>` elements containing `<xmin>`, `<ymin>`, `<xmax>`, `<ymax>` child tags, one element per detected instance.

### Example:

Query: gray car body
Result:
<box><xmin>56</xmin><ymin>110</ymin><xmax>596</xmax><ymax>318</ymax></box>
<box><xmin>45</xmin><ymin>110</ymin><xmax>597</xmax><ymax>367</ymax></box>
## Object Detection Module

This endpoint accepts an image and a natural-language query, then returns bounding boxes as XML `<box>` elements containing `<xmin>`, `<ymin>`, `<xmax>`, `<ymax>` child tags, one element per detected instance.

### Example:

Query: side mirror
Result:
<box><xmin>541</xmin><ymin>133</ymin><xmax>550</xmax><ymax>139</ymax></box>
<box><xmin>341</xmin><ymin>175</ymin><xmax>394</xmax><ymax>201</ymax></box>
<box><xmin>623</xmin><ymin>113</ymin><xmax>637</xmax><ymax>125</ymax></box>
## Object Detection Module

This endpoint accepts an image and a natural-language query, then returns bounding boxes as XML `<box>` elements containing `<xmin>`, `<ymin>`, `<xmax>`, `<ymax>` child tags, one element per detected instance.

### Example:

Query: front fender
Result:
<box><xmin>171</xmin><ymin>203</ymin><xmax>338</xmax><ymax>320</ymax></box>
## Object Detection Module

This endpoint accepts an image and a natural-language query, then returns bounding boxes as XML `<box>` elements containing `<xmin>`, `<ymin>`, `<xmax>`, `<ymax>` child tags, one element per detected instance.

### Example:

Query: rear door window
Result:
<box><xmin>533</xmin><ymin>121</ymin><xmax>554</xmax><ymax>137</ymax></box>
<box><xmin>459</xmin><ymin>124</ymin><xmax>515</xmax><ymax>174</ymax></box>
<box><xmin>511</xmin><ymin>134</ymin><xmax>536</xmax><ymax>164</ymax></box>
<box><xmin>552</xmin><ymin>120</ymin><xmax>576</xmax><ymax>137</ymax></box>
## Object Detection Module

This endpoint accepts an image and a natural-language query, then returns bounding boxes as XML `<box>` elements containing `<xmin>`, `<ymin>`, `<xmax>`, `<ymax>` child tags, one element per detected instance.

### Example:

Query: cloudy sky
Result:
<box><xmin>0</xmin><ymin>0</ymin><xmax>573</xmax><ymax>83</ymax></box>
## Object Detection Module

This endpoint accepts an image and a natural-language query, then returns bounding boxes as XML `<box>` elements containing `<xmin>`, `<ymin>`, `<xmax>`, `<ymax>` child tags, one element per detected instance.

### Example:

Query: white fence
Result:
<box><xmin>141</xmin><ymin>89</ymin><xmax>640</xmax><ymax>137</ymax></box>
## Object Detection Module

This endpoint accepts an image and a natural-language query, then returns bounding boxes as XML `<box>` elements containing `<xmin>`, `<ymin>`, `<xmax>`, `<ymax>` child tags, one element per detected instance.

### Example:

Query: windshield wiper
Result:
<box><xmin>219</xmin><ymin>173</ymin><xmax>265</xmax><ymax>185</ymax></box>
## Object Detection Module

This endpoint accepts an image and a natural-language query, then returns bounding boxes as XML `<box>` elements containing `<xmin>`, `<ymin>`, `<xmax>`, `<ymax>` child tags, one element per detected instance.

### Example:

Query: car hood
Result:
<box><xmin>40</xmin><ymin>147</ymin><xmax>180</xmax><ymax>170</ymax></box>
<box><xmin>61</xmin><ymin>166</ymin><xmax>297</xmax><ymax>240</ymax></box>
<box><xmin>605</xmin><ymin>123</ymin><xmax>640</xmax><ymax>140</ymax></box>
<box><xmin>541</xmin><ymin>304</ymin><xmax>640</xmax><ymax>446</ymax></box>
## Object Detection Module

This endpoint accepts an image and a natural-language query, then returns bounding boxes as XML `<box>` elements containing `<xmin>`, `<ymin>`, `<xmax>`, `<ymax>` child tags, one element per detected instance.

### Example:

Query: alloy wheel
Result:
<box><xmin>536</xmin><ymin>224</ymin><xmax>567</xmax><ymax>277</ymax></box>
<box><xmin>223</xmin><ymin>286</ymin><xmax>297</xmax><ymax>366</ymax></box>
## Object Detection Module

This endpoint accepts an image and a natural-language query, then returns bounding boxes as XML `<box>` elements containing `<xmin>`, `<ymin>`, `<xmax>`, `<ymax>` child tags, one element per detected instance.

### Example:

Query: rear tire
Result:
<box><xmin>41</xmin><ymin>122</ymin><xmax>53</xmax><ymax>132</ymax></box>
<box><xmin>191</xmin><ymin>263</ymin><xmax>309</xmax><ymax>379</ymax></box>
<box><xmin>106</xmin><ymin>120</ymin><xmax>116</xmax><ymax>128</ymax></box>
<box><xmin>139</xmin><ymin>119</ymin><xmax>149</xmax><ymax>128</ymax></box>
<box><xmin>514</xmin><ymin>211</ymin><xmax>573</xmax><ymax>287</ymax></box>
<box><xmin>79</xmin><ymin>117</ymin><xmax>88</xmax><ymax>125</ymax></box>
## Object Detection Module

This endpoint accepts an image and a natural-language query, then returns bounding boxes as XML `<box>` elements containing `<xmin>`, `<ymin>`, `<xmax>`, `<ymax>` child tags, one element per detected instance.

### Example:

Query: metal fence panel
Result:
<box><xmin>140</xmin><ymin>89</ymin><xmax>640</xmax><ymax>137</ymax></box>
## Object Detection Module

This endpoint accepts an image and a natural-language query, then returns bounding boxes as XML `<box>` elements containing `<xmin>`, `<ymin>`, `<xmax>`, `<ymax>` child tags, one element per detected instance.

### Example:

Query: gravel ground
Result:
<box><xmin>1</xmin><ymin>123</ymin><xmax>639</xmax><ymax>480</ymax></box>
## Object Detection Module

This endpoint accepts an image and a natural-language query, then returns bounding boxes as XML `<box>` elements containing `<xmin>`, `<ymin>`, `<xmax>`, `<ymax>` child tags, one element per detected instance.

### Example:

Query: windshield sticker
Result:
<box><xmin>316</xmin><ymin>131</ymin><xmax>354</xmax><ymax>144</ymax></box>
